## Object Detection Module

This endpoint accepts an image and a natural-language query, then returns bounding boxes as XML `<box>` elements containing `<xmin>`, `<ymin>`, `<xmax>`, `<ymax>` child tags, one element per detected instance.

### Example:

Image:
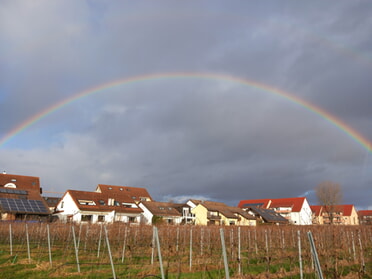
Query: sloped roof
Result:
<box><xmin>270</xmin><ymin>197</ymin><xmax>306</xmax><ymax>212</ymax></box>
<box><xmin>238</xmin><ymin>199</ymin><xmax>271</xmax><ymax>209</ymax></box>
<box><xmin>239</xmin><ymin>197</ymin><xmax>306</xmax><ymax>212</ymax></box>
<box><xmin>310</xmin><ymin>205</ymin><xmax>323</xmax><ymax>216</ymax></box>
<box><xmin>358</xmin><ymin>210</ymin><xmax>372</xmax><ymax>217</ymax></box>
<box><xmin>66</xmin><ymin>190</ymin><xmax>143</xmax><ymax>214</ymax></box>
<box><xmin>248</xmin><ymin>205</ymin><xmax>288</xmax><ymax>224</ymax></box>
<box><xmin>0</xmin><ymin>173</ymin><xmax>49</xmax><ymax>215</ymax></box>
<box><xmin>141</xmin><ymin>201</ymin><xmax>183</xmax><ymax>217</ymax></box>
<box><xmin>197</xmin><ymin>200</ymin><xmax>255</xmax><ymax>220</ymax></box>
<box><xmin>96</xmin><ymin>184</ymin><xmax>152</xmax><ymax>202</ymax></box>
<box><xmin>312</xmin><ymin>204</ymin><xmax>356</xmax><ymax>217</ymax></box>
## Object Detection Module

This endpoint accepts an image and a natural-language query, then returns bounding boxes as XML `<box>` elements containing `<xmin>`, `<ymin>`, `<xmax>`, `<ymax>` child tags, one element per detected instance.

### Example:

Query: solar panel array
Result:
<box><xmin>0</xmin><ymin>198</ymin><xmax>49</xmax><ymax>214</ymax></box>
<box><xmin>0</xmin><ymin>188</ymin><xmax>28</xmax><ymax>195</ymax></box>
<box><xmin>249</xmin><ymin>205</ymin><xmax>288</xmax><ymax>223</ymax></box>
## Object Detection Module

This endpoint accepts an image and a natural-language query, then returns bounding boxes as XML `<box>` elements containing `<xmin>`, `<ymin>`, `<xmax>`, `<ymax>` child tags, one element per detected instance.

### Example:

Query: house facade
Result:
<box><xmin>55</xmin><ymin>184</ymin><xmax>152</xmax><ymax>224</ymax></box>
<box><xmin>188</xmin><ymin>200</ymin><xmax>256</xmax><ymax>226</ymax></box>
<box><xmin>138</xmin><ymin>201</ymin><xmax>194</xmax><ymax>225</ymax></box>
<box><xmin>0</xmin><ymin>172</ymin><xmax>50</xmax><ymax>221</ymax></box>
<box><xmin>312</xmin><ymin>204</ymin><xmax>359</xmax><ymax>225</ymax></box>
<box><xmin>358</xmin><ymin>210</ymin><xmax>372</xmax><ymax>225</ymax></box>
<box><xmin>238</xmin><ymin>197</ymin><xmax>312</xmax><ymax>225</ymax></box>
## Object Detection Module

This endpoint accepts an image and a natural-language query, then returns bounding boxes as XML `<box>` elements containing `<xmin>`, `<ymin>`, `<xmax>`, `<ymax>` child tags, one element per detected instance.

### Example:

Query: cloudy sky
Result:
<box><xmin>1</xmin><ymin>1</ymin><xmax>371</xmax><ymax>209</ymax></box>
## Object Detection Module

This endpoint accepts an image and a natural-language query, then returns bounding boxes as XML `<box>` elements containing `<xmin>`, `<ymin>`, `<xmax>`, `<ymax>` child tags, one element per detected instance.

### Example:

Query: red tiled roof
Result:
<box><xmin>358</xmin><ymin>210</ymin><xmax>372</xmax><ymax>217</ymax></box>
<box><xmin>314</xmin><ymin>204</ymin><xmax>356</xmax><ymax>216</ymax></box>
<box><xmin>310</xmin><ymin>205</ymin><xmax>323</xmax><ymax>216</ymax></box>
<box><xmin>269</xmin><ymin>197</ymin><xmax>305</xmax><ymax>212</ymax></box>
<box><xmin>96</xmin><ymin>184</ymin><xmax>152</xmax><ymax>202</ymax></box>
<box><xmin>239</xmin><ymin>197</ymin><xmax>306</xmax><ymax>212</ymax></box>
<box><xmin>238</xmin><ymin>199</ymin><xmax>271</xmax><ymax>208</ymax></box>
<box><xmin>141</xmin><ymin>201</ymin><xmax>183</xmax><ymax>217</ymax></box>
<box><xmin>0</xmin><ymin>173</ymin><xmax>49</xmax><ymax>214</ymax></box>
<box><xmin>66</xmin><ymin>190</ymin><xmax>143</xmax><ymax>214</ymax></box>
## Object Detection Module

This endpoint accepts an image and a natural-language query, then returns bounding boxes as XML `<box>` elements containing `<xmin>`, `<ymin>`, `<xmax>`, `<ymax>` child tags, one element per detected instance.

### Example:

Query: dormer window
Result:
<box><xmin>4</xmin><ymin>183</ymin><xmax>16</xmax><ymax>188</ymax></box>
<box><xmin>78</xmin><ymin>200</ymin><xmax>96</xmax><ymax>206</ymax></box>
<box><xmin>98</xmin><ymin>200</ymin><xmax>105</xmax><ymax>205</ymax></box>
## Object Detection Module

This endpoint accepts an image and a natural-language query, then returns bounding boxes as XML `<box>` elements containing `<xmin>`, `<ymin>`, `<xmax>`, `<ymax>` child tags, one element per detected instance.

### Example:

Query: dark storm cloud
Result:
<box><xmin>0</xmin><ymin>0</ymin><xmax>371</xmax><ymax>209</ymax></box>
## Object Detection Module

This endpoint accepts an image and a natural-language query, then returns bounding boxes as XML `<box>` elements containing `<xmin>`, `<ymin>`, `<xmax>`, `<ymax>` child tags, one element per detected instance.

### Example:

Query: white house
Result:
<box><xmin>55</xmin><ymin>184</ymin><xmax>152</xmax><ymax>224</ymax></box>
<box><xmin>238</xmin><ymin>197</ymin><xmax>312</xmax><ymax>225</ymax></box>
<box><xmin>138</xmin><ymin>201</ymin><xmax>195</xmax><ymax>225</ymax></box>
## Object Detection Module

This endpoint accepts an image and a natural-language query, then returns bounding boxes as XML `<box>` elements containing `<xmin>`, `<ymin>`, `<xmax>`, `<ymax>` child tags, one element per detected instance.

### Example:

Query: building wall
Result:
<box><xmin>192</xmin><ymin>205</ymin><xmax>208</xmax><ymax>225</ymax></box>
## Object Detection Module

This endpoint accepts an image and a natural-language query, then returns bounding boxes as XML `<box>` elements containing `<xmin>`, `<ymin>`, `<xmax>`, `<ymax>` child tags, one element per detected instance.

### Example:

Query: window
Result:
<box><xmin>78</xmin><ymin>200</ymin><xmax>96</xmax><ymax>205</ymax></box>
<box><xmin>129</xmin><ymin>217</ymin><xmax>136</xmax><ymax>222</ymax></box>
<box><xmin>98</xmin><ymin>200</ymin><xmax>105</xmax><ymax>205</ymax></box>
<box><xmin>81</xmin><ymin>215</ymin><xmax>92</xmax><ymax>222</ymax></box>
<box><xmin>61</xmin><ymin>201</ymin><xmax>64</xmax><ymax>209</ymax></box>
<box><xmin>97</xmin><ymin>215</ymin><xmax>105</xmax><ymax>222</ymax></box>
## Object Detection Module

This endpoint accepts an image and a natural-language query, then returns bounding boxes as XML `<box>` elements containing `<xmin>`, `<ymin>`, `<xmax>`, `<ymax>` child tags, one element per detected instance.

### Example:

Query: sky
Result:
<box><xmin>1</xmin><ymin>1</ymin><xmax>372</xmax><ymax>209</ymax></box>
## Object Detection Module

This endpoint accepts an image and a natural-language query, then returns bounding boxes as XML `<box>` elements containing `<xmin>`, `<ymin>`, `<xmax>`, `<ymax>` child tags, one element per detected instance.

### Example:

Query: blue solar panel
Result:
<box><xmin>0</xmin><ymin>198</ymin><xmax>49</xmax><ymax>214</ymax></box>
<box><xmin>0</xmin><ymin>188</ymin><xmax>28</xmax><ymax>195</ymax></box>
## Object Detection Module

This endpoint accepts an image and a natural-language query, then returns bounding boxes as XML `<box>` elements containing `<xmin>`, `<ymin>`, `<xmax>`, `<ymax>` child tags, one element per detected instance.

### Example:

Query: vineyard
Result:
<box><xmin>0</xmin><ymin>223</ymin><xmax>371</xmax><ymax>278</ymax></box>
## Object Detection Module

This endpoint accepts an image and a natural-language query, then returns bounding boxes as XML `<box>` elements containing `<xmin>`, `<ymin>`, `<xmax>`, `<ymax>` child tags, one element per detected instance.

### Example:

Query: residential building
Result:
<box><xmin>244</xmin><ymin>205</ymin><xmax>288</xmax><ymax>225</ymax></box>
<box><xmin>358</xmin><ymin>210</ymin><xmax>372</xmax><ymax>225</ymax></box>
<box><xmin>310</xmin><ymin>205</ymin><xmax>324</xmax><ymax>225</ymax></box>
<box><xmin>238</xmin><ymin>197</ymin><xmax>312</xmax><ymax>225</ymax></box>
<box><xmin>139</xmin><ymin>201</ymin><xmax>195</xmax><ymax>225</ymax></box>
<box><xmin>0</xmin><ymin>172</ymin><xmax>50</xmax><ymax>221</ymax></box>
<box><xmin>188</xmin><ymin>200</ymin><xmax>256</xmax><ymax>226</ymax></box>
<box><xmin>55</xmin><ymin>184</ymin><xmax>152</xmax><ymax>224</ymax></box>
<box><xmin>322</xmin><ymin>204</ymin><xmax>359</xmax><ymax>225</ymax></box>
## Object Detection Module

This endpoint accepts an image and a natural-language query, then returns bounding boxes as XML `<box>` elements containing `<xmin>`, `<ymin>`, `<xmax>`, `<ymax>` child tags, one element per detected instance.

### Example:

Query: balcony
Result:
<box><xmin>207</xmin><ymin>212</ymin><xmax>221</xmax><ymax>220</ymax></box>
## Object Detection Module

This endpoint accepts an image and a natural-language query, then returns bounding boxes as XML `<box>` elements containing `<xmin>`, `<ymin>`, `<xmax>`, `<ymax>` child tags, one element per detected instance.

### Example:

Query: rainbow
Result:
<box><xmin>1</xmin><ymin>72</ymin><xmax>371</xmax><ymax>152</ymax></box>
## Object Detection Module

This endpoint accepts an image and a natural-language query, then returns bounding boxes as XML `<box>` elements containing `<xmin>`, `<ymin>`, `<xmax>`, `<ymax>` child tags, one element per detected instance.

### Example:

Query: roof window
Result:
<box><xmin>78</xmin><ymin>200</ymin><xmax>96</xmax><ymax>206</ymax></box>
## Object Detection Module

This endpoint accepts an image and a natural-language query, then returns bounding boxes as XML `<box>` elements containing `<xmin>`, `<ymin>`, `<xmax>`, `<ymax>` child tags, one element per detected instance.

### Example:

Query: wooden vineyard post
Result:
<box><xmin>97</xmin><ymin>223</ymin><xmax>103</xmax><ymax>258</ymax></box>
<box><xmin>307</xmin><ymin>231</ymin><xmax>323</xmax><ymax>279</ymax></box>
<box><xmin>121</xmin><ymin>226</ymin><xmax>128</xmax><ymax>263</ymax></box>
<box><xmin>238</xmin><ymin>227</ymin><xmax>241</xmax><ymax>275</ymax></box>
<box><xmin>220</xmin><ymin>228</ymin><xmax>230</xmax><ymax>279</ymax></box>
<box><xmin>71</xmin><ymin>225</ymin><xmax>80</xmax><ymax>273</ymax></box>
<box><xmin>154</xmin><ymin>227</ymin><xmax>165</xmax><ymax>279</ymax></box>
<box><xmin>151</xmin><ymin>226</ymin><xmax>156</xmax><ymax>265</ymax></box>
<box><xmin>358</xmin><ymin>230</ymin><xmax>365</xmax><ymax>273</ymax></box>
<box><xmin>47</xmin><ymin>224</ymin><xmax>52</xmax><ymax>267</ymax></box>
<box><xmin>9</xmin><ymin>223</ymin><xmax>12</xmax><ymax>256</ymax></box>
<box><xmin>25</xmin><ymin>223</ymin><xmax>31</xmax><ymax>263</ymax></box>
<box><xmin>104</xmin><ymin>226</ymin><xmax>116</xmax><ymax>279</ymax></box>
<box><xmin>297</xmin><ymin>230</ymin><xmax>303</xmax><ymax>279</ymax></box>
<box><xmin>189</xmin><ymin>227</ymin><xmax>193</xmax><ymax>271</ymax></box>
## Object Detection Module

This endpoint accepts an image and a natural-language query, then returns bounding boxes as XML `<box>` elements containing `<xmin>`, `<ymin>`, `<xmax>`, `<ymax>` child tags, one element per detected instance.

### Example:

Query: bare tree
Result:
<box><xmin>315</xmin><ymin>181</ymin><xmax>343</xmax><ymax>224</ymax></box>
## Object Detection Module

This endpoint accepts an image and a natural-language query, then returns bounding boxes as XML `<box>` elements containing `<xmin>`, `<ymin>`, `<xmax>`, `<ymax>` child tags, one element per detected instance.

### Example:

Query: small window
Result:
<box><xmin>98</xmin><ymin>200</ymin><xmax>105</xmax><ymax>205</ymax></box>
<box><xmin>78</xmin><ymin>200</ymin><xmax>96</xmax><ymax>205</ymax></box>
<box><xmin>97</xmin><ymin>215</ymin><xmax>105</xmax><ymax>222</ymax></box>
<box><xmin>81</xmin><ymin>215</ymin><xmax>92</xmax><ymax>222</ymax></box>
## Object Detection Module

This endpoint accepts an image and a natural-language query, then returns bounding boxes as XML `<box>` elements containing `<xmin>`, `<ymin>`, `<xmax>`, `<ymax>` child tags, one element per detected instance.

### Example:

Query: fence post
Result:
<box><xmin>220</xmin><ymin>228</ymin><xmax>230</xmax><ymax>279</ymax></box>
<box><xmin>104</xmin><ymin>226</ymin><xmax>116</xmax><ymax>279</ymax></box>
<box><xmin>307</xmin><ymin>231</ymin><xmax>324</xmax><ymax>279</ymax></box>
<box><xmin>47</xmin><ymin>224</ymin><xmax>52</xmax><ymax>267</ymax></box>
<box><xmin>25</xmin><ymin>223</ymin><xmax>31</xmax><ymax>263</ymax></box>
<box><xmin>97</xmin><ymin>223</ymin><xmax>103</xmax><ymax>258</ymax></box>
<box><xmin>189</xmin><ymin>227</ymin><xmax>193</xmax><ymax>271</ymax></box>
<box><xmin>154</xmin><ymin>227</ymin><xmax>165</xmax><ymax>279</ymax></box>
<box><xmin>71</xmin><ymin>225</ymin><xmax>80</xmax><ymax>273</ymax></box>
<box><xmin>9</xmin><ymin>223</ymin><xmax>12</xmax><ymax>256</ymax></box>
<box><xmin>297</xmin><ymin>230</ymin><xmax>303</xmax><ymax>279</ymax></box>
<box><xmin>238</xmin><ymin>227</ymin><xmax>241</xmax><ymax>275</ymax></box>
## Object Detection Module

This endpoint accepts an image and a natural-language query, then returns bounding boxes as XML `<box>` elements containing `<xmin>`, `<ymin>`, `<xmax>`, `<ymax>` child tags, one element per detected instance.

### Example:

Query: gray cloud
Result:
<box><xmin>1</xmin><ymin>0</ymin><xmax>371</xmax><ymax>209</ymax></box>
